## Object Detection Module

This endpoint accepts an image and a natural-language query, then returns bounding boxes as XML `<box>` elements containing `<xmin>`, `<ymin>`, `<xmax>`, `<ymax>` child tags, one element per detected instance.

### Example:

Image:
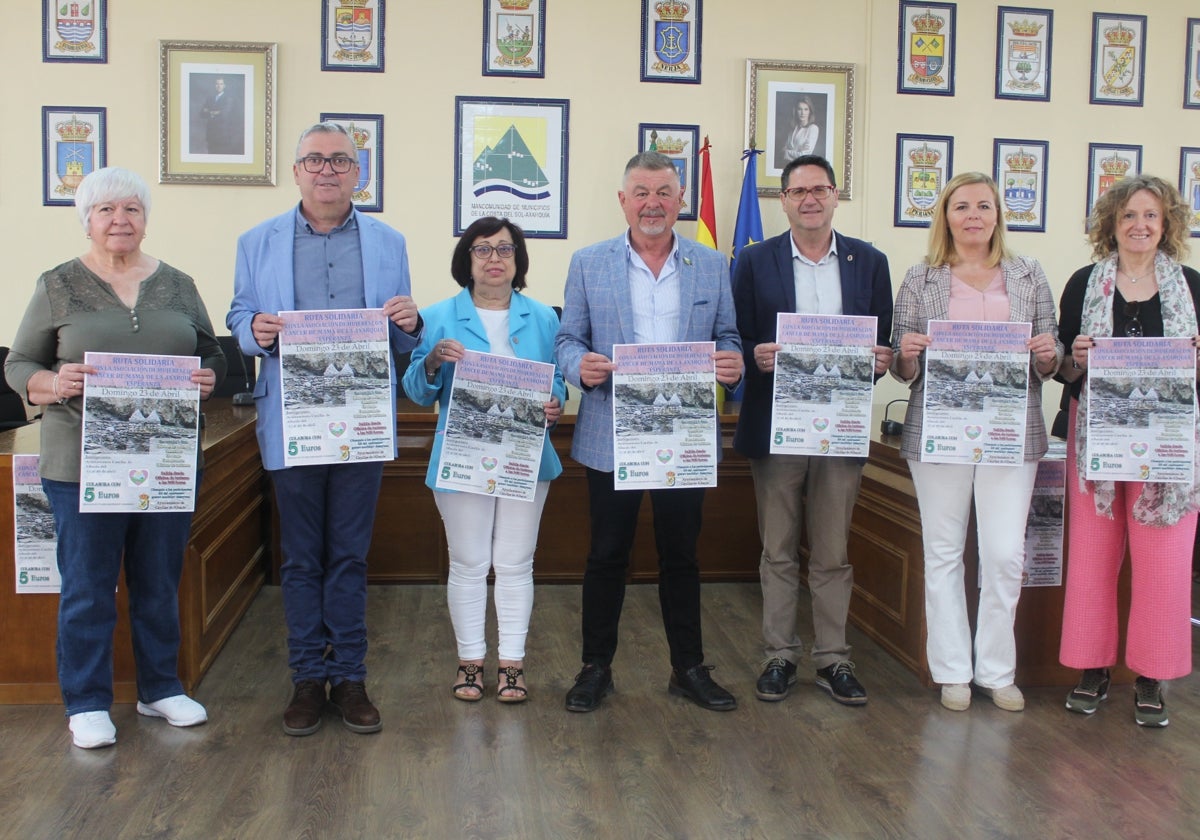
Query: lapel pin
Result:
<box><xmin>683</xmin><ymin>257</ymin><xmax>693</xmax><ymax>266</ymax></box>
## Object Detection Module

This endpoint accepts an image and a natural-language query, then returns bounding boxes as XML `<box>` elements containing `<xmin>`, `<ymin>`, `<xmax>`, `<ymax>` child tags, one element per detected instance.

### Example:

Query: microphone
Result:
<box><xmin>231</xmin><ymin>342</ymin><xmax>255</xmax><ymax>406</ymax></box>
<box><xmin>880</xmin><ymin>398</ymin><xmax>906</xmax><ymax>437</ymax></box>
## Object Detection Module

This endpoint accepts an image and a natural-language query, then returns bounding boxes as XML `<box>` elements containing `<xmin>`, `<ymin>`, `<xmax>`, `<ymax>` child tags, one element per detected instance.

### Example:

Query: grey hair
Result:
<box><xmin>622</xmin><ymin>151</ymin><xmax>678</xmax><ymax>185</ymax></box>
<box><xmin>294</xmin><ymin>121</ymin><xmax>355</xmax><ymax>159</ymax></box>
<box><xmin>74</xmin><ymin>167</ymin><xmax>152</xmax><ymax>232</ymax></box>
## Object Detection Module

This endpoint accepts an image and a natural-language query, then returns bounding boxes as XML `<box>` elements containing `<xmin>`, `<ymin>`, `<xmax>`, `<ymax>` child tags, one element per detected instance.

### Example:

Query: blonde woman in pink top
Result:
<box><xmin>890</xmin><ymin>172</ymin><xmax>1063</xmax><ymax>712</ymax></box>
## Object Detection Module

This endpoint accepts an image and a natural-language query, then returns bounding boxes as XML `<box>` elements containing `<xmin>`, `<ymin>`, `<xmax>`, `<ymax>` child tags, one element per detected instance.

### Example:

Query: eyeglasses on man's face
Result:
<box><xmin>781</xmin><ymin>185</ymin><xmax>836</xmax><ymax>202</ymax></box>
<box><xmin>470</xmin><ymin>243</ymin><xmax>516</xmax><ymax>260</ymax></box>
<box><xmin>296</xmin><ymin>154</ymin><xmax>357</xmax><ymax>174</ymax></box>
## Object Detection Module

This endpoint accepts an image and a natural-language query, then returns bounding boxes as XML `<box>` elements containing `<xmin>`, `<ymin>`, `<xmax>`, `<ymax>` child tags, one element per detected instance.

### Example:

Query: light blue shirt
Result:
<box><xmin>292</xmin><ymin>205</ymin><xmax>366</xmax><ymax>311</ymax></box>
<box><xmin>626</xmin><ymin>231</ymin><xmax>681</xmax><ymax>343</ymax></box>
<box><xmin>791</xmin><ymin>233</ymin><xmax>842</xmax><ymax>315</ymax></box>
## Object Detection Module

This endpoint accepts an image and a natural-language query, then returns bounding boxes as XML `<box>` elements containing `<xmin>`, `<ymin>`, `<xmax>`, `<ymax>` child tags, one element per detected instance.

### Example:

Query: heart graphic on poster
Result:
<box><xmin>656</xmin><ymin>449</ymin><xmax>674</xmax><ymax>464</ymax></box>
<box><xmin>329</xmin><ymin>422</ymin><xmax>347</xmax><ymax>437</ymax></box>
<box><xmin>1130</xmin><ymin>442</ymin><xmax>1149</xmax><ymax>457</ymax></box>
<box><xmin>481</xmin><ymin>457</ymin><xmax>498</xmax><ymax>471</ymax></box>
<box><xmin>129</xmin><ymin>469</ymin><xmax>148</xmax><ymax>485</ymax></box>
<box><xmin>812</xmin><ymin>417</ymin><xmax>830</xmax><ymax>431</ymax></box>
<box><xmin>964</xmin><ymin>425</ymin><xmax>982</xmax><ymax>440</ymax></box>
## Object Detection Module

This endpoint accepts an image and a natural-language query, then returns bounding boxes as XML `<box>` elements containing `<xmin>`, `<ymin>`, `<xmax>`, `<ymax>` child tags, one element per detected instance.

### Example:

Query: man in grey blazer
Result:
<box><xmin>227</xmin><ymin>123</ymin><xmax>422</xmax><ymax>737</ymax></box>
<box><xmin>555</xmin><ymin>152</ymin><xmax>744</xmax><ymax>712</ymax></box>
<box><xmin>732</xmin><ymin>155</ymin><xmax>894</xmax><ymax>706</ymax></box>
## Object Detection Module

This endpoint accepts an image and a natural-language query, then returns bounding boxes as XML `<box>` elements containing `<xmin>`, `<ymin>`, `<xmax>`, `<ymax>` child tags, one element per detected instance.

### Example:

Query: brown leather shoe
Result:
<box><xmin>329</xmin><ymin>680</ymin><xmax>382</xmax><ymax>734</ymax></box>
<box><xmin>283</xmin><ymin>679</ymin><xmax>326</xmax><ymax>736</ymax></box>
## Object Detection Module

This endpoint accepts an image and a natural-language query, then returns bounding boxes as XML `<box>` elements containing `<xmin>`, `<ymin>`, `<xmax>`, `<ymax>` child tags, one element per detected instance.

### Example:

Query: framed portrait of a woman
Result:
<box><xmin>746</xmin><ymin>59</ymin><xmax>855</xmax><ymax>199</ymax></box>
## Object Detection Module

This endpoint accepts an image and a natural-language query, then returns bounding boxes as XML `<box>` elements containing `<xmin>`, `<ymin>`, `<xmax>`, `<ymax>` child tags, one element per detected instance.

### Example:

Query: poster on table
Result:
<box><xmin>1022</xmin><ymin>455</ymin><xmax>1065</xmax><ymax>587</ymax></box>
<box><xmin>434</xmin><ymin>350</ymin><xmax>554</xmax><ymax>502</ymax></box>
<box><xmin>1084</xmin><ymin>337</ymin><xmax>1196</xmax><ymax>483</ymax></box>
<box><xmin>13</xmin><ymin>455</ymin><xmax>60</xmax><ymax>594</ymax></box>
<box><xmin>769</xmin><ymin>313</ymin><xmax>877</xmax><ymax>457</ymax></box>
<box><xmin>278</xmin><ymin>308</ymin><xmax>394</xmax><ymax>467</ymax></box>
<box><xmin>920</xmin><ymin>319</ymin><xmax>1031</xmax><ymax>465</ymax></box>
<box><xmin>79</xmin><ymin>352</ymin><xmax>200</xmax><ymax>512</ymax></box>
<box><xmin>611</xmin><ymin>342</ymin><xmax>718</xmax><ymax>490</ymax></box>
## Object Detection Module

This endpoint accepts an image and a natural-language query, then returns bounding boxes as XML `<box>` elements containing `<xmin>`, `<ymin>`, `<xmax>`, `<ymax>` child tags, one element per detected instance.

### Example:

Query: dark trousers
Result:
<box><xmin>581</xmin><ymin>468</ymin><xmax>706</xmax><ymax>670</ymax></box>
<box><xmin>271</xmin><ymin>461</ymin><xmax>384</xmax><ymax>685</ymax></box>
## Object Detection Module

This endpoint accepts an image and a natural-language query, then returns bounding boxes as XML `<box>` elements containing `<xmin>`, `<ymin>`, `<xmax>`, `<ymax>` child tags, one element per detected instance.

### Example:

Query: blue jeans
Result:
<box><xmin>270</xmin><ymin>461</ymin><xmax>383</xmax><ymax>685</ymax></box>
<box><xmin>42</xmin><ymin>478</ymin><xmax>196</xmax><ymax>715</ymax></box>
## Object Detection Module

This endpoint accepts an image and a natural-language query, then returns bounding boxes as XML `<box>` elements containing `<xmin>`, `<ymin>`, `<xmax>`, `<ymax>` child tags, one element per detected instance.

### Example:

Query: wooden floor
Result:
<box><xmin>2</xmin><ymin>583</ymin><xmax>1199</xmax><ymax>840</ymax></box>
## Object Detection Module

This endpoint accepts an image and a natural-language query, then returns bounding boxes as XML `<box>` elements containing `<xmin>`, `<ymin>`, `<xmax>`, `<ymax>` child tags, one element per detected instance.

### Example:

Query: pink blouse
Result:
<box><xmin>948</xmin><ymin>271</ymin><xmax>1009</xmax><ymax>322</ymax></box>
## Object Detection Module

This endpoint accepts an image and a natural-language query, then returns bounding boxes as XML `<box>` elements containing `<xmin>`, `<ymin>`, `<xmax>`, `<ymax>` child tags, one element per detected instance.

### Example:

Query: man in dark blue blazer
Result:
<box><xmin>228</xmin><ymin>123</ymin><xmax>423</xmax><ymax>737</ymax></box>
<box><xmin>732</xmin><ymin>155</ymin><xmax>893</xmax><ymax>706</ymax></box>
<box><xmin>556</xmin><ymin>152</ymin><xmax>744</xmax><ymax>713</ymax></box>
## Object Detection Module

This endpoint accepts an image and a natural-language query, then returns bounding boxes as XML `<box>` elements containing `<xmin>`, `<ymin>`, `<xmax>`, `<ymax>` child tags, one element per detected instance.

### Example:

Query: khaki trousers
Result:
<box><xmin>750</xmin><ymin>454</ymin><xmax>864</xmax><ymax>669</ymax></box>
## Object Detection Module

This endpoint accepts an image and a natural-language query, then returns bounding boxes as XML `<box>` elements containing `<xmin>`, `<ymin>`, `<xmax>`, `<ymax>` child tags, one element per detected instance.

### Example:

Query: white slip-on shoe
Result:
<box><xmin>69</xmin><ymin>710</ymin><xmax>116</xmax><ymax>749</ymax></box>
<box><xmin>940</xmin><ymin>683</ymin><xmax>971</xmax><ymax>711</ymax></box>
<box><xmin>977</xmin><ymin>683</ymin><xmax>1025</xmax><ymax>712</ymax></box>
<box><xmin>136</xmin><ymin>694</ymin><xmax>208</xmax><ymax>727</ymax></box>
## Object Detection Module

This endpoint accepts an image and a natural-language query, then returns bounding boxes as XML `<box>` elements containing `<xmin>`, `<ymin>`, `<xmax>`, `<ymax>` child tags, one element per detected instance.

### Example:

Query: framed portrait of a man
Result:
<box><xmin>159</xmin><ymin>40</ymin><xmax>276</xmax><ymax>185</ymax></box>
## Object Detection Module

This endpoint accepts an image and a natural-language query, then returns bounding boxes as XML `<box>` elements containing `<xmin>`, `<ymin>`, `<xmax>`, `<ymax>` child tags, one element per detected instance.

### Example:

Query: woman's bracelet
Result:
<box><xmin>52</xmin><ymin>373</ymin><xmax>68</xmax><ymax>405</ymax></box>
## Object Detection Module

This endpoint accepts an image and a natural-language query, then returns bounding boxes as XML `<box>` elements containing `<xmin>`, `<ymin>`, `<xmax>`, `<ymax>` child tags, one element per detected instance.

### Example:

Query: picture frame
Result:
<box><xmin>43</xmin><ymin>0</ymin><xmax>107</xmax><ymax>63</ymax></box>
<box><xmin>1184</xmin><ymin>19</ymin><xmax>1200</xmax><ymax>110</ymax></box>
<box><xmin>1179</xmin><ymin>147</ymin><xmax>1200</xmax><ymax>238</ymax></box>
<box><xmin>483</xmin><ymin>0</ymin><xmax>545</xmax><ymax>78</ymax></box>
<box><xmin>1089</xmin><ymin>13</ymin><xmax>1146</xmax><ymax>107</ymax></box>
<box><xmin>41</xmin><ymin>106</ymin><xmax>106</xmax><ymax>207</ymax></box>
<box><xmin>893</xmin><ymin>133</ymin><xmax>953</xmax><ymax>228</ymax></box>
<box><xmin>746</xmin><ymin>59</ymin><xmax>855</xmax><ymax>199</ymax></box>
<box><xmin>158</xmin><ymin>40</ymin><xmax>277</xmax><ymax>186</ymax></box>
<box><xmin>993</xmin><ymin>139</ymin><xmax>1049</xmax><ymax>233</ymax></box>
<box><xmin>898</xmin><ymin>1</ymin><xmax>956</xmax><ymax>96</ymax></box>
<box><xmin>320</xmin><ymin>113</ymin><xmax>384</xmax><ymax>213</ymax></box>
<box><xmin>995</xmin><ymin>6</ymin><xmax>1052</xmax><ymax>102</ymax></box>
<box><xmin>640</xmin><ymin>0</ymin><xmax>701</xmax><ymax>84</ymax></box>
<box><xmin>637</xmin><ymin>123</ymin><xmax>699</xmax><ymax>221</ymax></box>
<box><xmin>454</xmin><ymin>96</ymin><xmax>569</xmax><ymax>239</ymax></box>
<box><xmin>321</xmin><ymin>0</ymin><xmax>385</xmax><ymax>72</ymax></box>
<box><xmin>1085</xmin><ymin>143</ymin><xmax>1142</xmax><ymax>222</ymax></box>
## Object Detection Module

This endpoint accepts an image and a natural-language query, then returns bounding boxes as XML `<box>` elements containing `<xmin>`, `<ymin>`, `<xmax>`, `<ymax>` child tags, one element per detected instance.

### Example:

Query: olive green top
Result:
<box><xmin>4</xmin><ymin>258</ymin><xmax>226</xmax><ymax>482</ymax></box>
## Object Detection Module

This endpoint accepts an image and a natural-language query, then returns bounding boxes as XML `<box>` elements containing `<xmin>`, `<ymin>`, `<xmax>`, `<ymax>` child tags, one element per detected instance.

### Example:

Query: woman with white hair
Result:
<box><xmin>4</xmin><ymin>167</ymin><xmax>225</xmax><ymax>749</ymax></box>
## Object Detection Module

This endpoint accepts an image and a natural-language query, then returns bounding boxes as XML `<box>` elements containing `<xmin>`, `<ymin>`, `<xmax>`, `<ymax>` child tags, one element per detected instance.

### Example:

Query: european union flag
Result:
<box><xmin>731</xmin><ymin>148</ymin><xmax>764</xmax><ymax>280</ymax></box>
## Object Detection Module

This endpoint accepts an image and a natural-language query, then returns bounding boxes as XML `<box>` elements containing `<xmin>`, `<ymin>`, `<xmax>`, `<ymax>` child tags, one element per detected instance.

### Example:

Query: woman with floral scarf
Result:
<box><xmin>1056</xmin><ymin>174</ymin><xmax>1200</xmax><ymax>728</ymax></box>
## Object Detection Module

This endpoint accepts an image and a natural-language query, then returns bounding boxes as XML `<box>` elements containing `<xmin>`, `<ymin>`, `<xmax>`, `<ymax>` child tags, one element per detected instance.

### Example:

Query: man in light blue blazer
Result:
<box><xmin>227</xmin><ymin>123</ymin><xmax>422</xmax><ymax>737</ymax></box>
<box><xmin>555</xmin><ymin>152</ymin><xmax>743</xmax><ymax>713</ymax></box>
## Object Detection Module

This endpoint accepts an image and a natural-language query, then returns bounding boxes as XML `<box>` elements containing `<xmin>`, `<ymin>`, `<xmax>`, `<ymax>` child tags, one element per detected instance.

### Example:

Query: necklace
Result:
<box><xmin>1118</xmin><ymin>265</ymin><xmax>1154</xmax><ymax>284</ymax></box>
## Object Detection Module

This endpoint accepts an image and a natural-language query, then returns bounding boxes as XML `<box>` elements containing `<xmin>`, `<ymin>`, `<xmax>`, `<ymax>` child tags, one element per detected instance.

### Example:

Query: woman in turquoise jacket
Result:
<box><xmin>403</xmin><ymin>217</ymin><xmax>565</xmax><ymax>704</ymax></box>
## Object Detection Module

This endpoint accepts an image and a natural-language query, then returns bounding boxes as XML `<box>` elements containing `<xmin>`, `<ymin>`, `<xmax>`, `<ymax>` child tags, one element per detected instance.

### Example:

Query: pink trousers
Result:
<box><xmin>1059</xmin><ymin>400</ymin><xmax>1195</xmax><ymax>679</ymax></box>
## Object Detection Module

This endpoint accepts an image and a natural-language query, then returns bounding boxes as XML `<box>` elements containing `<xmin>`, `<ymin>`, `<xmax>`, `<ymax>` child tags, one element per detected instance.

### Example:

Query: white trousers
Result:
<box><xmin>907</xmin><ymin>459</ymin><xmax>1038</xmax><ymax>688</ymax></box>
<box><xmin>434</xmin><ymin>482</ymin><xmax>550</xmax><ymax>661</ymax></box>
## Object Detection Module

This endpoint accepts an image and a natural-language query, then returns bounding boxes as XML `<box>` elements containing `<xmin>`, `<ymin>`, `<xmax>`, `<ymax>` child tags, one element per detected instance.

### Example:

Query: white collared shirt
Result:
<box><xmin>791</xmin><ymin>233</ymin><xmax>843</xmax><ymax>315</ymax></box>
<box><xmin>626</xmin><ymin>232</ymin><xmax>681</xmax><ymax>343</ymax></box>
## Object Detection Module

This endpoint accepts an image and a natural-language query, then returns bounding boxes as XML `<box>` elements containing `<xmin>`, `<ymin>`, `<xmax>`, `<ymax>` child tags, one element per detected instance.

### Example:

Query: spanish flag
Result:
<box><xmin>696</xmin><ymin>136</ymin><xmax>717</xmax><ymax>250</ymax></box>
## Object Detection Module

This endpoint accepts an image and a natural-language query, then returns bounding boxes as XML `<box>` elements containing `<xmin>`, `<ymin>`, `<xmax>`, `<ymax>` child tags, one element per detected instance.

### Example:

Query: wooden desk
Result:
<box><xmin>0</xmin><ymin>401</ymin><xmax>268</xmax><ymax>704</ymax></box>
<box><xmin>274</xmin><ymin>402</ymin><xmax>763</xmax><ymax>585</ymax></box>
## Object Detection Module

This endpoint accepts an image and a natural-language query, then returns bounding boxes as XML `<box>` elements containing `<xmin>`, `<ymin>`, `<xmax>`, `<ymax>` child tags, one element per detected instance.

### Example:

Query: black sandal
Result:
<box><xmin>497</xmin><ymin>666</ymin><xmax>528</xmax><ymax>704</ymax></box>
<box><xmin>453</xmin><ymin>663</ymin><xmax>484</xmax><ymax>701</ymax></box>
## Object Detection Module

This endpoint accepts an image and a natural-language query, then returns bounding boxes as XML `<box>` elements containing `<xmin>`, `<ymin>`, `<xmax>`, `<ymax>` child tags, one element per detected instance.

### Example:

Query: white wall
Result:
<box><xmin>4</xmin><ymin>1</ymin><xmax>1197</xmax><ymax>418</ymax></box>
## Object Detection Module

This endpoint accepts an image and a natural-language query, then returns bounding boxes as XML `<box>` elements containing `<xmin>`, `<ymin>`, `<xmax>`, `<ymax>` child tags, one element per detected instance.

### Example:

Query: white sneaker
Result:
<box><xmin>136</xmin><ymin>694</ymin><xmax>208</xmax><ymax>727</ymax></box>
<box><xmin>940</xmin><ymin>683</ymin><xmax>971</xmax><ymax>711</ymax></box>
<box><xmin>69</xmin><ymin>710</ymin><xmax>116</xmax><ymax>749</ymax></box>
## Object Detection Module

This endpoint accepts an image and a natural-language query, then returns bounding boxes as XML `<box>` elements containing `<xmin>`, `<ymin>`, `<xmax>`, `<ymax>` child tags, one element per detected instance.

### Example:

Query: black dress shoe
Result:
<box><xmin>669</xmin><ymin>664</ymin><xmax>737</xmax><ymax>711</ymax></box>
<box><xmin>755</xmin><ymin>657</ymin><xmax>798</xmax><ymax>702</ymax></box>
<box><xmin>565</xmin><ymin>664</ymin><xmax>613</xmax><ymax>712</ymax></box>
<box><xmin>815</xmin><ymin>661</ymin><xmax>867</xmax><ymax>706</ymax></box>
